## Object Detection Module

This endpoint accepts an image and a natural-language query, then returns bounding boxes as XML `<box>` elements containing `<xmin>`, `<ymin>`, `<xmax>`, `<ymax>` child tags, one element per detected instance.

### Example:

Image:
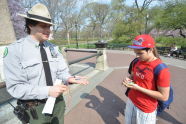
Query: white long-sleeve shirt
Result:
<box><xmin>3</xmin><ymin>35</ymin><xmax>71</xmax><ymax>100</ymax></box>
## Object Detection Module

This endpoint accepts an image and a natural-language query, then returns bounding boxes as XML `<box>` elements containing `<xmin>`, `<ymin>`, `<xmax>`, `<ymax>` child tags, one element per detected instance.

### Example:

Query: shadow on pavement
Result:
<box><xmin>81</xmin><ymin>85</ymin><xmax>183</xmax><ymax>124</ymax></box>
<box><xmin>157</xmin><ymin>112</ymin><xmax>183</xmax><ymax>124</ymax></box>
<box><xmin>81</xmin><ymin>86</ymin><xmax>126</xmax><ymax>124</ymax></box>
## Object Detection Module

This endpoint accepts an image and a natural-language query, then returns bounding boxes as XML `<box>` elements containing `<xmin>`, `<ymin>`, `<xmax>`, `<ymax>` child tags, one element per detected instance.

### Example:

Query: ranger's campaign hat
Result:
<box><xmin>18</xmin><ymin>3</ymin><xmax>53</xmax><ymax>25</ymax></box>
<box><xmin>128</xmin><ymin>34</ymin><xmax>155</xmax><ymax>49</ymax></box>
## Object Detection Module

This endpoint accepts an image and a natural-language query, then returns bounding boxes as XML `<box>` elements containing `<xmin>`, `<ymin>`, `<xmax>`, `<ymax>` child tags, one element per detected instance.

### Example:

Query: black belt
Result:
<box><xmin>17</xmin><ymin>99</ymin><xmax>47</xmax><ymax>108</ymax></box>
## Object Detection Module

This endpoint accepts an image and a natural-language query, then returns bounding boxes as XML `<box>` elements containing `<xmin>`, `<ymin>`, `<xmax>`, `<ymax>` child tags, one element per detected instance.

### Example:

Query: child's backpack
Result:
<box><xmin>126</xmin><ymin>58</ymin><xmax>174</xmax><ymax>115</ymax></box>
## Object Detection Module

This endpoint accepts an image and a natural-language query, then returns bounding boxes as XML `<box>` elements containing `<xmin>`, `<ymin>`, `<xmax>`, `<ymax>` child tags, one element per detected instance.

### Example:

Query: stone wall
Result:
<box><xmin>0</xmin><ymin>0</ymin><xmax>16</xmax><ymax>44</ymax></box>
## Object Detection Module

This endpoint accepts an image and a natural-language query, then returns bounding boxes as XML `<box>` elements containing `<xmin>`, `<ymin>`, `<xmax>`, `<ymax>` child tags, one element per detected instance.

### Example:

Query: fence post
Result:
<box><xmin>95</xmin><ymin>48</ymin><xmax>108</xmax><ymax>71</ymax></box>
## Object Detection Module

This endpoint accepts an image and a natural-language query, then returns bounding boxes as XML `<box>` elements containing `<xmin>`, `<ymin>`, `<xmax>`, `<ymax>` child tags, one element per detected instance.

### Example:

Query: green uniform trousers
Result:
<box><xmin>27</xmin><ymin>96</ymin><xmax>65</xmax><ymax>124</ymax></box>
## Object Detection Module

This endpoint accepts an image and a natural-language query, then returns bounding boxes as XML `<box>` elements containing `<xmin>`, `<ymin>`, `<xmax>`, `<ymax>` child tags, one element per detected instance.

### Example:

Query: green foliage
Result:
<box><xmin>81</xmin><ymin>44</ymin><xmax>96</xmax><ymax>49</ymax></box>
<box><xmin>112</xmin><ymin>21</ymin><xmax>127</xmax><ymax>38</ymax></box>
<box><xmin>154</xmin><ymin>0</ymin><xmax>186</xmax><ymax>30</ymax></box>
<box><xmin>155</xmin><ymin>36</ymin><xmax>186</xmax><ymax>47</ymax></box>
<box><xmin>112</xmin><ymin>20</ymin><xmax>139</xmax><ymax>40</ymax></box>
<box><xmin>111</xmin><ymin>35</ymin><xmax>132</xmax><ymax>44</ymax></box>
<box><xmin>49</xmin><ymin>39</ymin><xmax>68</xmax><ymax>46</ymax></box>
<box><xmin>65</xmin><ymin>43</ymin><xmax>96</xmax><ymax>49</ymax></box>
<box><xmin>50</xmin><ymin>39</ymin><xmax>90</xmax><ymax>46</ymax></box>
<box><xmin>150</xmin><ymin>6</ymin><xmax>164</xmax><ymax>29</ymax></box>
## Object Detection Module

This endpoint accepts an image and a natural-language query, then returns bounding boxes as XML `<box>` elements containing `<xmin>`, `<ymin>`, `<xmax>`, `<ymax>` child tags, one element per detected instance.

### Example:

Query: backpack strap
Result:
<box><xmin>154</xmin><ymin>63</ymin><xmax>173</xmax><ymax>103</ymax></box>
<box><xmin>154</xmin><ymin>63</ymin><xmax>168</xmax><ymax>80</ymax></box>
<box><xmin>133</xmin><ymin>58</ymin><xmax>139</xmax><ymax>66</ymax></box>
<box><xmin>128</xmin><ymin>58</ymin><xmax>139</xmax><ymax>74</ymax></box>
<box><xmin>154</xmin><ymin>63</ymin><xmax>173</xmax><ymax>115</ymax></box>
<box><xmin>126</xmin><ymin>58</ymin><xmax>139</xmax><ymax>97</ymax></box>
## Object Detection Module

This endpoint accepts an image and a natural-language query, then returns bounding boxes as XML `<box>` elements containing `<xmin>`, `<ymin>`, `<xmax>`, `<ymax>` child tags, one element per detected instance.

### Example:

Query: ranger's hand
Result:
<box><xmin>68</xmin><ymin>76</ymin><xmax>89</xmax><ymax>85</ymax></box>
<box><xmin>48</xmin><ymin>84</ymin><xmax>67</xmax><ymax>98</ymax></box>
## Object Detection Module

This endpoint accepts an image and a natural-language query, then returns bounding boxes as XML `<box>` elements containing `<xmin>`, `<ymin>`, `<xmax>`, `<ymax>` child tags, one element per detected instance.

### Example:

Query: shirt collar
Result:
<box><xmin>27</xmin><ymin>35</ymin><xmax>48</xmax><ymax>48</ymax></box>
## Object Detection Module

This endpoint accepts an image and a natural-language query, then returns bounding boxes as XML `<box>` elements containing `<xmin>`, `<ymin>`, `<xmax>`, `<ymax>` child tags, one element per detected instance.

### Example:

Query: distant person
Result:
<box><xmin>122</xmin><ymin>34</ymin><xmax>170</xmax><ymax>124</ymax></box>
<box><xmin>3</xmin><ymin>3</ymin><xmax>89</xmax><ymax>124</ymax></box>
<box><xmin>168</xmin><ymin>43</ymin><xmax>178</xmax><ymax>57</ymax></box>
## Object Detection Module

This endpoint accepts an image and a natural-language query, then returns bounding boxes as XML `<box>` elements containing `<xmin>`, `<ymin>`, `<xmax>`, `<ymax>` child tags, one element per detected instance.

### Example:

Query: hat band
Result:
<box><xmin>27</xmin><ymin>13</ymin><xmax>51</xmax><ymax>23</ymax></box>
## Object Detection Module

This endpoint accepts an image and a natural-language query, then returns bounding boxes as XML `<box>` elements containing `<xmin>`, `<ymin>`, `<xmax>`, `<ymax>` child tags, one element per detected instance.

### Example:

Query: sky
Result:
<box><xmin>93</xmin><ymin>0</ymin><xmax>111</xmax><ymax>4</ymax></box>
<box><xmin>93</xmin><ymin>0</ymin><xmax>135</xmax><ymax>5</ymax></box>
<box><xmin>93</xmin><ymin>0</ymin><xmax>158</xmax><ymax>7</ymax></box>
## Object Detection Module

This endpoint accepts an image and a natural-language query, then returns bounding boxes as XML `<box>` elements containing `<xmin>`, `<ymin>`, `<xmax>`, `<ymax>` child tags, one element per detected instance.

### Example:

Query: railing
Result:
<box><xmin>69</xmin><ymin>53</ymin><xmax>102</xmax><ymax>65</ymax></box>
<box><xmin>65</xmin><ymin>49</ymin><xmax>97</xmax><ymax>53</ymax></box>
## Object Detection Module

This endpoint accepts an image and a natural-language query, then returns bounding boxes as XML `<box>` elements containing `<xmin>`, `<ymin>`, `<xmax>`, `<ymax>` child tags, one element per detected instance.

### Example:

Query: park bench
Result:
<box><xmin>178</xmin><ymin>47</ymin><xmax>186</xmax><ymax>60</ymax></box>
<box><xmin>157</xmin><ymin>47</ymin><xmax>171</xmax><ymax>56</ymax></box>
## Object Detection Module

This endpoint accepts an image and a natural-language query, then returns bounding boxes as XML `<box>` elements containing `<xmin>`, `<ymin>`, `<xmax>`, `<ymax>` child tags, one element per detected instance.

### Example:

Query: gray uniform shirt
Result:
<box><xmin>3</xmin><ymin>36</ymin><xmax>71</xmax><ymax>100</ymax></box>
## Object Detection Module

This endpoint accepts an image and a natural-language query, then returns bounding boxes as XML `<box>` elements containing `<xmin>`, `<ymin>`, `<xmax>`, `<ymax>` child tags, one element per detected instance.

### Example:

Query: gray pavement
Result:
<box><xmin>65</xmin><ymin>50</ymin><xmax>186</xmax><ymax>124</ymax></box>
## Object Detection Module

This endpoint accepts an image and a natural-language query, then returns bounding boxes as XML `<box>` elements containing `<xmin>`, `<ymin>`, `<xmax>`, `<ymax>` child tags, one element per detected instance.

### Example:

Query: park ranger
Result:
<box><xmin>3</xmin><ymin>3</ymin><xmax>89</xmax><ymax>124</ymax></box>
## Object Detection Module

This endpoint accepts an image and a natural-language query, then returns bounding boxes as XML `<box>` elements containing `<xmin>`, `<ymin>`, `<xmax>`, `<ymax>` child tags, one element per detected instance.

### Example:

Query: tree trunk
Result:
<box><xmin>67</xmin><ymin>31</ymin><xmax>70</xmax><ymax>45</ymax></box>
<box><xmin>100</xmin><ymin>25</ymin><xmax>102</xmax><ymax>39</ymax></box>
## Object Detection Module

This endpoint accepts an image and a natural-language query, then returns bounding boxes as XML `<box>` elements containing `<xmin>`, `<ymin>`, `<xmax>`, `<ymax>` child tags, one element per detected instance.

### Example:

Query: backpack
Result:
<box><xmin>125</xmin><ymin>58</ymin><xmax>174</xmax><ymax>115</ymax></box>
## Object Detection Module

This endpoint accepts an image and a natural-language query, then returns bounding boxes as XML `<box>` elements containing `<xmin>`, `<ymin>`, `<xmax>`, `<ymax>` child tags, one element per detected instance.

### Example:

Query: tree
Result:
<box><xmin>72</xmin><ymin>2</ymin><xmax>87</xmax><ymax>47</ymax></box>
<box><xmin>83</xmin><ymin>2</ymin><xmax>110</xmax><ymax>39</ymax></box>
<box><xmin>58</xmin><ymin>0</ymin><xmax>78</xmax><ymax>45</ymax></box>
<box><xmin>95</xmin><ymin>3</ymin><xmax>110</xmax><ymax>39</ymax></box>
<box><xmin>110</xmin><ymin>0</ymin><xmax>126</xmax><ymax>22</ymax></box>
<box><xmin>159</xmin><ymin>0</ymin><xmax>186</xmax><ymax>38</ymax></box>
<box><xmin>134</xmin><ymin>0</ymin><xmax>155</xmax><ymax>13</ymax></box>
<box><xmin>112</xmin><ymin>4</ymin><xmax>145</xmax><ymax>40</ymax></box>
<box><xmin>125</xmin><ymin>0</ymin><xmax>162</xmax><ymax>34</ymax></box>
<box><xmin>21</xmin><ymin>0</ymin><xmax>38</xmax><ymax>10</ymax></box>
<box><xmin>38</xmin><ymin>0</ymin><xmax>62</xmax><ymax>33</ymax></box>
<box><xmin>82</xmin><ymin>2</ymin><xmax>98</xmax><ymax>40</ymax></box>
<box><xmin>8</xmin><ymin>0</ymin><xmax>26</xmax><ymax>39</ymax></box>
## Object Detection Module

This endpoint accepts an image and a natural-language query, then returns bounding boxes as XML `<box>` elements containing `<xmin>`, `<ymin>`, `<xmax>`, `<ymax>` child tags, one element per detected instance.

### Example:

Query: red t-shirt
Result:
<box><xmin>128</xmin><ymin>59</ymin><xmax>170</xmax><ymax>113</ymax></box>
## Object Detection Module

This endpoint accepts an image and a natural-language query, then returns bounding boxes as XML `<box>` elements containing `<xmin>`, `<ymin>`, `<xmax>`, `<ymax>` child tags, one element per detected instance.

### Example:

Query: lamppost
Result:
<box><xmin>145</xmin><ymin>14</ymin><xmax>149</xmax><ymax>34</ymax></box>
<box><xmin>75</xmin><ymin>21</ymin><xmax>79</xmax><ymax>48</ymax></box>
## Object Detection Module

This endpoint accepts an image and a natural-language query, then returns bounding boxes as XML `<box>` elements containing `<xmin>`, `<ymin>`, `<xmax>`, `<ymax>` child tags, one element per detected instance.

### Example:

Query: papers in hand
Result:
<box><xmin>42</xmin><ymin>79</ymin><xmax>62</xmax><ymax>114</ymax></box>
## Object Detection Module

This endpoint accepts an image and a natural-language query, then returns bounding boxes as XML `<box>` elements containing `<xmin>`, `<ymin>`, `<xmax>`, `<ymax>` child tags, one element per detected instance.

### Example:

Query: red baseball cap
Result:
<box><xmin>128</xmin><ymin>34</ymin><xmax>155</xmax><ymax>49</ymax></box>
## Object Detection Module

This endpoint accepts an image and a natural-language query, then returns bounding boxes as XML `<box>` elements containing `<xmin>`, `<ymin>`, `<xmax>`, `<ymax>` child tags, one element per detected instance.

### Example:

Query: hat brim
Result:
<box><xmin>18</xmin><ymin>14</ymin><xmax>54</xmax><ymax>25</ymax></box>
<box><xmin>128</xmin><ymin>45</ymin><xmax>146</xmax><ymax>49</ymax></box>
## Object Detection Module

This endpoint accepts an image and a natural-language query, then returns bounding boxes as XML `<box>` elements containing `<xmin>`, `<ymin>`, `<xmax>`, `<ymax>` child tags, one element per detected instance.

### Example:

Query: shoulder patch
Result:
<box><xmin>3</xmin><ymin>47</ymin><xmax>8</xmax><ymax>58</ymax></box>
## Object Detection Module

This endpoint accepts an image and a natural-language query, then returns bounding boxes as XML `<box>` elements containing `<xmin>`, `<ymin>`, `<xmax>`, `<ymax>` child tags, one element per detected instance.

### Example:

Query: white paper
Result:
<box><xmin>42</xmin><ymin>79</ymin><xmax>62</xmax><ymax>114</ymax></box>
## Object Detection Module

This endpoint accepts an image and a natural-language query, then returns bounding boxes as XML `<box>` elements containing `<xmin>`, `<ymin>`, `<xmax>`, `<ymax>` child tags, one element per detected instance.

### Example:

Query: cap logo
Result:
<box><xmin>133</xmin><ymin>38</ymin><xmax>144</xmax><ymax>46</ymax></box>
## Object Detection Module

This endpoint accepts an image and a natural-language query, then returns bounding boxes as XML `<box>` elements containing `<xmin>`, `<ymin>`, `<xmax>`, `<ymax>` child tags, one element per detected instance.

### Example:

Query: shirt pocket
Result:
<box><xmin>21</xmin><ymin>59</ymin><xmax>41</xmax><ymax>79</ymax></box>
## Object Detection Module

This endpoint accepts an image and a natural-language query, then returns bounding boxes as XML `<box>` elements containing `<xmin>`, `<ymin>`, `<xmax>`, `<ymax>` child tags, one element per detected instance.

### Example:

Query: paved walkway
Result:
<box><xmin>64</xmin><ymin>50</ymin><xmax>186</xmax><ymax>124</ymax></box>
